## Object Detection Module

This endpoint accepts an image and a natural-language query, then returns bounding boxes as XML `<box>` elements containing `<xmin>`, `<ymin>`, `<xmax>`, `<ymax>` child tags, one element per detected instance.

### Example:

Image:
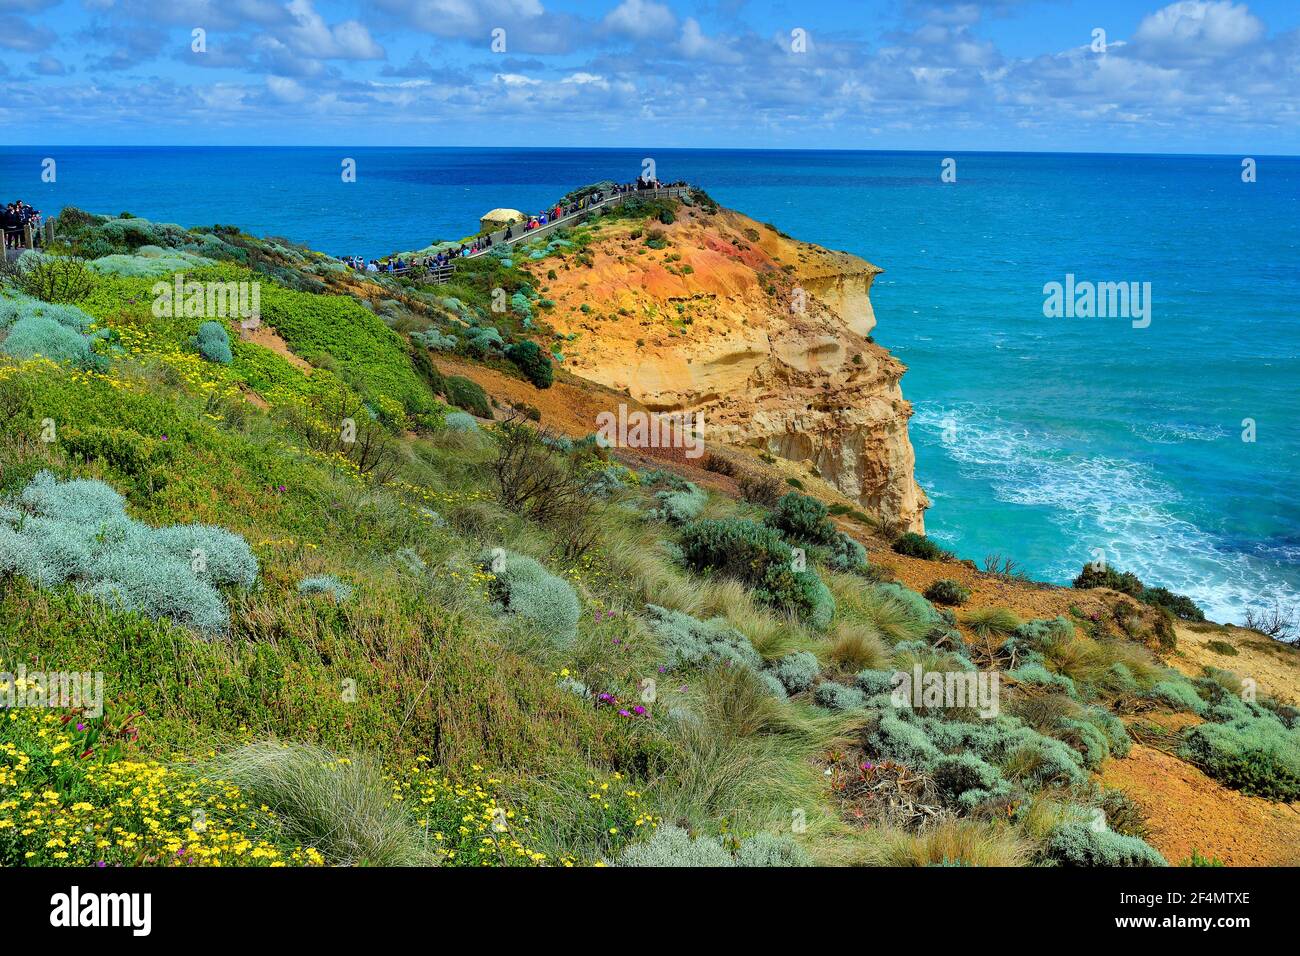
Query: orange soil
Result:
<box><xmin>240</xmin><ymin>323</ymin><xmax>313</xmax><ymax>372</ymax></box>
<box><xmin>1100</xmin><ymin>744</ymin><xmax>1300</xmax><ymax>866</ymax></box>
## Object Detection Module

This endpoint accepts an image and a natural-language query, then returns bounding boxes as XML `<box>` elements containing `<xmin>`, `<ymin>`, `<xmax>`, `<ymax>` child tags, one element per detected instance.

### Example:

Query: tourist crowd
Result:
<box><xmin>2</xmin><ymin>200</ymin><xmax>43</xmax><ymax>250</ymax></box>
<box><xmin>341</xmin><ymin>176</ymin><xmax>687</xmax><ymax>275</ymax></box>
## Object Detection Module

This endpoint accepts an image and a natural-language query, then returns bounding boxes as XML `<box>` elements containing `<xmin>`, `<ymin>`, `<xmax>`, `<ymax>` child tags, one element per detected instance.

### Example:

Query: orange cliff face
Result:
<box><xmin>526</xmin><ymin>201</ymin><xmax>930</xmax><ymax>532</ymax></box>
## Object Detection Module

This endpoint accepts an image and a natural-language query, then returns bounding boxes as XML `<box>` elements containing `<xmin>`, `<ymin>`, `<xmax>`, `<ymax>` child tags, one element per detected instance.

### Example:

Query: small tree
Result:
<box><xmin>16</xmin><ymin>255</ymin><xmax>95</xmax><ymax>304</ymax></box>
<box><xmin>505</xmin><ymin>340</ymin><xmax>554</xmax><ymax>389</ymax></box>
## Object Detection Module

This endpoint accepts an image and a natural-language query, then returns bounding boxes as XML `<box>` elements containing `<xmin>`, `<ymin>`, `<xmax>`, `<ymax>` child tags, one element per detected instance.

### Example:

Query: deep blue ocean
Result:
<box><xmin>2</xmin><ymin>146</ymin><xmax>1296</xmax><ymax>624</ymax></box>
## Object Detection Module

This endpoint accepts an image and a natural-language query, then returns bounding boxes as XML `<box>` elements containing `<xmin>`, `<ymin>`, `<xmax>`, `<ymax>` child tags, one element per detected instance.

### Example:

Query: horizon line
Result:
<box><xmin>2</xmin><ymin>144</ymin><xmax>1298</xmax><ymax>160</ymax></box>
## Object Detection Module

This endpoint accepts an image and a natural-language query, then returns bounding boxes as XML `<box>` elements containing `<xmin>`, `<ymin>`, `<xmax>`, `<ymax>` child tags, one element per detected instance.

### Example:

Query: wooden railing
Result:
<box><xmin>465</xmin><ymin>185</ymin><xmax>691</xmax><ymax>258</ymax></box>
<box><xmin>3</xmin><ymin>220</ymin><xmax>54</xmax><ymax>260</ymax></box>
<box><xmin>361</xmin><ymin>185</ymin><xmax>691</xmax><ymax>283</ymax></box>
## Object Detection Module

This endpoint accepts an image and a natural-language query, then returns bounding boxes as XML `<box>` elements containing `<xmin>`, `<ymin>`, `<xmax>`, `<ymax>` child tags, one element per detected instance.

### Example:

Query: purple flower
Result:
<box><xmin>76</xmin><ymin>723</ymin><xmax>85</xmax><ymax>731</ymax></box>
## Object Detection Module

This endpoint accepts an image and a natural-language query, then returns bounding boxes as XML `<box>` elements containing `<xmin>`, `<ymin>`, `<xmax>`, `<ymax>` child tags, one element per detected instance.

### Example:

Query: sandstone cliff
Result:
<box><xmin>527</xmin><ymin>201</ymin><xmax>929</xmax><ymax>531</ymax></box>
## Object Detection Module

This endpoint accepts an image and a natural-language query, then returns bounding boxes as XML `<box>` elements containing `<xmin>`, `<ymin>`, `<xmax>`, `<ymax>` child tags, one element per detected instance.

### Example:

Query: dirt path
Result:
<box><xmin>240</xmin><ymin>324</ymin><xmax>313</xmax><ymax>372</ymax></box>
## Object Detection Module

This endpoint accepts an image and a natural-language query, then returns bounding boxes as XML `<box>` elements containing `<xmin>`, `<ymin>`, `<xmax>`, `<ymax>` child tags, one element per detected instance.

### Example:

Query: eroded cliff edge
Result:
<box><xmin>528</xmin><ymin>201</ymin><xmax>929</xmax><ymax>532</ymax></box>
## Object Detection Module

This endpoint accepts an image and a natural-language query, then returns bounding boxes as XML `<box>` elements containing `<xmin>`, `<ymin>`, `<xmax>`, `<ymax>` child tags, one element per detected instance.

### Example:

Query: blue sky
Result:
<box><xmin>2</xmin><ymin>0</ymin><xmax>1298</xmax><ymax>151</ymax></box>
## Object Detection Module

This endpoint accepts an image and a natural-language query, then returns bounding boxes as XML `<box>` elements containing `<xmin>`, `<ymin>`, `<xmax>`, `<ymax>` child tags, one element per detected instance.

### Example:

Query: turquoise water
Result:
<box><xmin>2</xmin><ymin>147</ymin><xmax>1296</xmax><ymax>622</ymax></box>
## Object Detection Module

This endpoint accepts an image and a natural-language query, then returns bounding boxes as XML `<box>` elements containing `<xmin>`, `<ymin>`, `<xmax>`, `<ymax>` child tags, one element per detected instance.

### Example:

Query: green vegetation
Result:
<box><xmin>925</xmin><ymin>579</ymin><xmax>971</xmax><ymax>606</ymax></box>
<box><xmin>193</xmin><ymin>320</ymin><xmax>233</xmax><ymax>364</ymax></box>
<box><xmin>445</xmin><ymin>375</ymin><xmax>490</xmax><ymax>418</ymax></box>
<box><xmin>892</xmin><ymin>532</ymin><xmax>951</xmax><ymax>561</ymax></box>
<box><xmin>505</xmin><ymin>340</ymin><xmax>554</xmax><ymax>389</ymax></box>
<box><xmin>0</xmin><ymin>205</ymin><xmax>1275</xmax><ymax>870</ymax></box>
<box><xmin>1072</xmin><ymin>563</ymin><xmax>1205</xmax><ymax>622</ymax></box>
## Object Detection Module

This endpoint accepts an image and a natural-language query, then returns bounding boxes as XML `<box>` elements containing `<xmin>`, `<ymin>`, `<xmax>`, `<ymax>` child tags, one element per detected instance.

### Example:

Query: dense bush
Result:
<box><xmin>1179</xmin><ymin>716</ymin><xmax>1300</xmax><ymax>801</ymax></box>
<box><xmin>445</xmin><ymin>376</ymin><xmax>491</xmax><ymax>418</ymax></box>
<box><xmin>88</xmin><ymin>247</ymin><xmax>214</xmax><ymax>278</ymax></box>
<box><xmin>1072</xmin><ymin>563</ymin><xmax>1143</xmax><ymax>596</ymax></box>
<box><xmin>0</xmin><ymin>293</ymin><xmax>107</xmax><ymax>370</ymax></box>
<box><xmin>505</xmin><ymin>340</ymin><xmax>554</xmax><ymax>389</ymax></box>
<box><xmin>618</xmin><ymin>825</ymin><xmax>809</xmax><ymax>867</ymax></box>
<box><xmin>0</xmin><ymin>471</ymin><xmax>256</xmax><ymax>633</ymax></box>
<box><xmin>193</xmin><ymin>320</ymin><xmax>233</xmax><ymax>364</ymax></box>
<box><xmin>766</xmin><ymin>492</ymin><xmax>837</xmax><ymax>545</ymax></box>
<box><xmin>679</xmin><ymin>518</ymin><xmax>834</xmax><ymax>625</ymax></box>
<box><xmin>1148</xmin><ymin>679</ymin><xmax>1207</xmax><ymax>715</ymax></box>
<box><xmin>1044</xmin><ymin>822</ymin><xmax>1166</xmax><ymax>867</ymax></box>
<box><xmin>481</xmin><ymin>548</ymin><xmax>581</xmax><ymax>646</ymax></box>
<box><xmin>931</xmin><ymin>753</ymin><xmax>1012</xmax><ymax>810</ymax></box>
<box><xmin>824</xmin><ymin>532</ymin><xmax>868</xmax><ymax>573</ymax></box>
<box><xmin>644</xmin><ymin>604</ymin><xmax>762</xmax><ymax>672</ymax></box>
<box><xmin>649</xmin><ymin>482</ymin><xmax>707</xmax><ymax>525</ymax></box>
<box><xmin>1072</xmin><ymin>564</ymin><xmax>1205</xmax><ymax>622</ymax></box>
<box><xmin>1008</xmin><ymin>662</ymin><xmax>1077</xmax><ymax>697</ymax></box>
<box><xmin>892</xmin><ymin>532</ymin><xmax>950</xmax><ymax>561</ymax></box>
<box><xmin>924</xmin><ymin>579</ymin><xmax>970</xmax><ymax>606</ymax></box>
<box><xmin>813</xmin><ymin>681</ymin><xmax>867</xmax><ymax>711</ymax></box>
<box><xmin>411</xmin><ymin>328</ymin><xmax>457</xmax><ymax>351</ymax></box>
<box><xmin>870</xmin><ymin>582</ymin><xmax>945</xmax><ymax>635</ymax></box>
<box><xmin>1139</xmin><ymin>585</ymin><xmax>1206</xmax><ymax>622</ymax></box>
<box><xmin>733</xmin><ymin>832</ymin><xmax>811</xmax><ymax>867</ymax></box>
<box><xmin>462</xmin><ymin>326</ymin><xmax>504</xmax><ymax>359</ymax></box>
<box><xmin>769</xmin><ymin>651</ymin><xmax>820</xmax><ymax>694</ymax></box>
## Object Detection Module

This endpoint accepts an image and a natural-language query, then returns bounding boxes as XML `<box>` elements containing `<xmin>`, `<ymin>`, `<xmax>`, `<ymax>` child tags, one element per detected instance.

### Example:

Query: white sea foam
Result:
<box><xmin>1130</xmin><ymin>421</ymin><xmax>1227</xmax><ymax>444</ymax></box>
<box><xmin>914</xmin><ymin>404</ymin><xmax>1299</xmax><ymax>625</ymax></box>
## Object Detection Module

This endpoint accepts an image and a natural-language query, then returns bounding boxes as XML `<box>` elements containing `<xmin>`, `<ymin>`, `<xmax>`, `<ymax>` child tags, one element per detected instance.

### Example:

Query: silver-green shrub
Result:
<box><xmin>618</xmin><ymin>825</ymin><xmax>810</xmax><ymax>867</ymax></box>
<box><xmin>813</xmin><ymin>681</ymin><xmax>867</xmax><ymax>711</ymax></box>
<box><xmin>298</xmin><ymin>575</ymin><xmax>355</xmax><ymax>603</ymax></box>
<box><xmin>1045</xmin><ymin>822</ymin><xmax>1166</xmax><ymax>867</ymax></box>
<box><xmin>481</xmin><ymin>548</ymin><xmax>581</xmax><ymax>646</ymax></box>
<box><xmin>769</xmin><ymin>650</ymin><xmax>819</xmax><ymax>694</ymax></box>
<box><xmin>0</xmin><ymin>471</ymin><xmax>257</xmax><ymax>634</ymax></box>
<box><xmin>644</xmin><ymin>604</ymin><xmax>762</xmax><ymax>672</ymax></box>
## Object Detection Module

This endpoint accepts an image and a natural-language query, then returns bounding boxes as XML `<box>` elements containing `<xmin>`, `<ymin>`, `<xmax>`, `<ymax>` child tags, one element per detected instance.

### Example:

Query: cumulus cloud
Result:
<box><xmin>4</xmin><ymin>0</ymin><xmax>1299</xmax><ymax>149</ymax></box>
<box><xmin>283</xmin><ymin>0</ymin><xmax>383</xmax><ymax>60</ymax></box>
<box><xmin>676</xmin><ymin>18</ymin><xmax>741</xmax><ymax>63</ymax></box>
<box><xmin>603</xmin><ymin>0</ymin><xmax>677</xmax><ymax>40</ymax></box>
<box><xmin>373</xmin><ymin>0</ymin><xmax>544</xmax><ymax>38</ymax></box>
<box><xmin>266</xmin><ymin>74</ymin><xmax>307</xmax><ymax>102</ymax></box>
<box><xmin>1132</xmin><ymin>0</ymin><xmax>1265</xmax><ymax>61</ymax></box>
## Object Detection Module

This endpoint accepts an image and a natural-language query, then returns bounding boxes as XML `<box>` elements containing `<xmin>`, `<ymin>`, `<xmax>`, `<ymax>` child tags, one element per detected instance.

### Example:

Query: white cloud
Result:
<box><xmin>493</xmin><ymin>73</ymin><xmax>540</xmax><ymax>86</ymax></box>
<box><xmin>562</xmin><ymin>72</ymin><xmax>609</xmax><ymax>89</ymax></box>
<box><xmin>374</xmin><ymin>0</ymin><xmax>544</xmax><ymax>37</ymax></box>
<box><xmin>1133</xmin><ymin>1</ymin><xmax>1265</xmax><ymax>60</ymax></box>
<box><xmin>676</xmin><ymin>18</ymin><xmax>741</xmax><ymax>64</ymax></box>
<box><xmin>603</xmin><ymin>0</ymin><xmax>676</xmax><ymax>40</ymax></box>
<box><xmin>266</xmin><ymin>74</ymin><xmax>307</xmax><ymax>101</ymax></box>
<box><xmin>284</xmin><ymin>0</ymin><xmax>384</xmax><ymax>59</ymax></box>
